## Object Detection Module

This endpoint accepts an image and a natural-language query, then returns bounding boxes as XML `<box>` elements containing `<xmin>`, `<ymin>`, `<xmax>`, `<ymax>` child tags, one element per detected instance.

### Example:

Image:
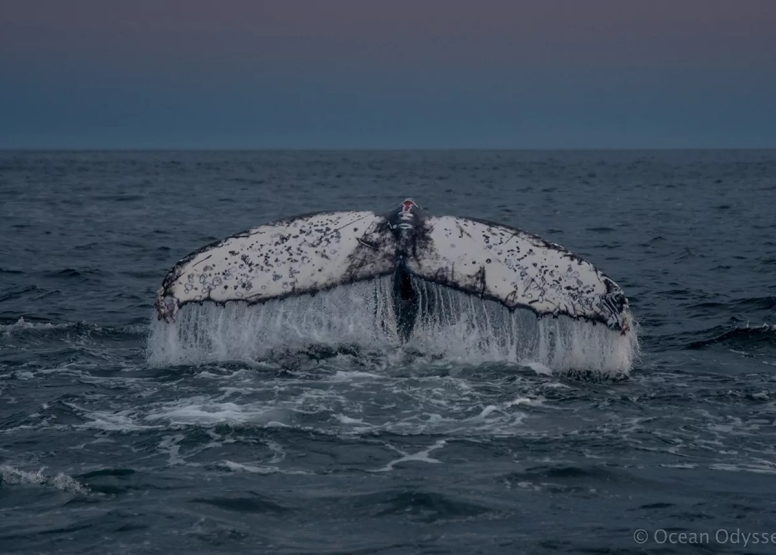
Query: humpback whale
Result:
<box><xmin>154</xmin><ymin>200</ymin><xmax>632</xmax><ymax>341</ymax></box>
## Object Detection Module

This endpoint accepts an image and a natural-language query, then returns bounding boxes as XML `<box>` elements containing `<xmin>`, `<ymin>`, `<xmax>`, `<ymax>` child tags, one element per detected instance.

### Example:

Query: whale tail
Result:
<box><xmin>155</xmin><ymin>202</ymin><xmax>632</xmax><ymax>336</ymax></box>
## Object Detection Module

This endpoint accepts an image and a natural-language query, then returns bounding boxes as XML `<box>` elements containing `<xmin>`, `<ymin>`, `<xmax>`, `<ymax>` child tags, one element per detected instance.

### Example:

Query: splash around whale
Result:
<box><xmin>150</xmin><ymin>200</ymin><xmax>637</xmax><ymax>375</ymax></box>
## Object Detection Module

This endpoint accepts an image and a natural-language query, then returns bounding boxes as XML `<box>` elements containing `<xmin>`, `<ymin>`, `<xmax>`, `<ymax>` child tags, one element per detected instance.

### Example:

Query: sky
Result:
<box><xmin>1</xmin><ymin>0</ymin><xmax>775</xmax><ymax>148</ymax></box>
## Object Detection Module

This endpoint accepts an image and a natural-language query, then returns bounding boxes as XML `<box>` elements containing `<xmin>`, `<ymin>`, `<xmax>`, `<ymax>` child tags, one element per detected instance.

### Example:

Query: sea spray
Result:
<box><xmin>147</xmin><ymin>276</ymin><xmax>638</xmax><ymax>376</ymax></box>
<box><xmin>147</xmin><ymin>277</ymin><xmax>400</xmax><ymax>366</ymax></box>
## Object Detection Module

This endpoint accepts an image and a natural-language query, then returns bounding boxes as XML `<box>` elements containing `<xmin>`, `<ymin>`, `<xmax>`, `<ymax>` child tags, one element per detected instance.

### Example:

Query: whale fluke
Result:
<box><xmin>155</xmin><ymin>200</ymin><xmax>631</xmax><ymax>335</ymax></box>
<box><xmin>404</xmin><ymin>215</ymin><xmax>630</xmax><ymax>332</ymax></box>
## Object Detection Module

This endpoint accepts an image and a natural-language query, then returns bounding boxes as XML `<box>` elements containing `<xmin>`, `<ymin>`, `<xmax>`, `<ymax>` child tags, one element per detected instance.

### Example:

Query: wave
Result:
<box><xmin>687</xmin><ymin>324</ymin><xmax>776</xmax><ymax>350</ymax></box>
<box><xmin>0</xmin><ymin>317</ymin><xmax>145</xmax><ymax>341</ymax></box>
<box><xmin>687</xmin><ymin>296</ymin><xmax>776</xmax><ymax>313</ymax></box>
<box><xmin>44</xmin><ymin>267</ymin><xmax>106</xmax><ymax>280</ymax></box>
<box><xmin>147</xmin><ymin>277</ymin><xmax>637</xmax><ymax>377</ymax></box>
<box><xmin>0</xmin><ymin>285</ymin><xmax>41</xmax><ymax>303</ymax></box>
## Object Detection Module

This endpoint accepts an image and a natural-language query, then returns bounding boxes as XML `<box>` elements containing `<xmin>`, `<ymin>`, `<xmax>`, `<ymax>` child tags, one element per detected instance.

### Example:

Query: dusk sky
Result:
<box><xmin>1</xmin><ymin>0</ymin><xmax>775</xmax><ymax>148</ymax></box>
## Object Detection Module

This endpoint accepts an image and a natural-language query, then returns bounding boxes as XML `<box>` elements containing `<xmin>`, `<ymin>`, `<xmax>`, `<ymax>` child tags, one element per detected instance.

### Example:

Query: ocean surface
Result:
<box><xmin>1</xmin><ymin>150</ymin><xmax>775</xmax><ymax>554</ymax></box>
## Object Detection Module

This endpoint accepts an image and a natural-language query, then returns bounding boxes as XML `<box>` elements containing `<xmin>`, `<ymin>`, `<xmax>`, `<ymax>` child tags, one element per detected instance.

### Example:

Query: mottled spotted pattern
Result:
<box><xmin>156</xmin><ymin>203</ymin><xmax>630</xmax><ymax>332</ymax></box>
<box><xmin>155</xmin><ymin>211</ymin><xmax>397</xmax><ymax>321</ymax></box>
<box><xmin>406</xmin><ymin>216</ymin><xmax>630</xmax><ymax>331</ymax></box>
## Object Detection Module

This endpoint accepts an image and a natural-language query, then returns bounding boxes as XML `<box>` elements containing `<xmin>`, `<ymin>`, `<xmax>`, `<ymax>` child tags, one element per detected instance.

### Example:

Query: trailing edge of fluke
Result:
<box><xmin>155</xmin><ymin>199</ymin><xmax>632</xmax><ymax>335</ymax></box>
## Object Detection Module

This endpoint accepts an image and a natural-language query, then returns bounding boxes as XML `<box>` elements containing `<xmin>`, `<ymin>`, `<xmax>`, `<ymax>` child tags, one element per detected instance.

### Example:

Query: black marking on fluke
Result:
<box><xmin>155</xmin><ymin>199</ymin><xmax>632</xmax><ymax>336</ymax></box>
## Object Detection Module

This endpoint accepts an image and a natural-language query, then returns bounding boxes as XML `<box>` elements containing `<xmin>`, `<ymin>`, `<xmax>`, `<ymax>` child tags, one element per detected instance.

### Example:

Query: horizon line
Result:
<box><xmin>2</xmin><ymin>146</ymin><xmax>776</xmax><ymax>152</ymax></box>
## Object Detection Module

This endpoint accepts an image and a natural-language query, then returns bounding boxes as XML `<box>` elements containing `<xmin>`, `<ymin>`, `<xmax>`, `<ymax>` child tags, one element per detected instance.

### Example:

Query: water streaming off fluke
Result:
<box><xmin>148</xmin><ymin>276</ymin><xmax>637</xmax><ymax>376</ymax></box>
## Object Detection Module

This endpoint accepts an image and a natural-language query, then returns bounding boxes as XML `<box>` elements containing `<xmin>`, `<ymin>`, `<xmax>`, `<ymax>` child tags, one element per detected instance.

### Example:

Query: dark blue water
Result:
<box><xmin>1</xmin><ymin>151</ymin><xmax>775</xmax><ymax>554</ymax></box>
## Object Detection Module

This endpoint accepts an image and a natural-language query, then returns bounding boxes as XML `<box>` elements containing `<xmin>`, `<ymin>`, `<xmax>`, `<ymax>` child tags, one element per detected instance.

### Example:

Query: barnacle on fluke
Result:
<box><xmin>155</xmin><ymin>199</ymin><xmax>633</xmax><ymax>341</ymax></box>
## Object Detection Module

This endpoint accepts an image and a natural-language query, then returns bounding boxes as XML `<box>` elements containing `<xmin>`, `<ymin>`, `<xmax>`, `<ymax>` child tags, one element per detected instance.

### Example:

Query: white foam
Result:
<box><xmin>221</xmin><ymin>460</ymin><xmax>278</xmax><ymax>474</ymax></box>
<box><xmin>335</xmin><ymin>413</ymin><xmax>366</xmax><ymax>425</ymax></box>
<box><xmin>506</xmin><ymin>396</ymin><xmax>546</xmax><ymax>408</ymax></box>
<box><xmin>0</xmin><ymin>465</ymin><xmax>88</xmax><ymax>495</ymax></box>
<box><xmin>74</xmin><ymin>409</ymin><xmax>158</xmax><ymax>432</ymax></box>
<box><xmin>220</xmin><ymin>461</ymin><xmax>309</xmax><ymax>475</ymax></box>
<box><xmin>0</xmin><ymin>317</ymin><xmax>69</xmax><ymax>335</ymax></box>
<box><xmin>147</xmin><ymin>277</ymin><xmax>638</xmax><ymax>377</ymax></box>
<box><xmin>710</xmin><ymin>463</ymin><xmax>776</xmax><ymax>475</ymax></box>
<box><xmin>373</xmin><ymin>439</ymin><xmax>448</xmax><ymax>472</ymax></box>
<box><xmin>145</xmin><ymin>399</ymin><xmax>296</xmax><ymax>427</ymax></box>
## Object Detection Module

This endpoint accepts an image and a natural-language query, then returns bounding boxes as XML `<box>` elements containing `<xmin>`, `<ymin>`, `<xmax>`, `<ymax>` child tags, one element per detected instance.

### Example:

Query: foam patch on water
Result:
<box><xmin>0</xmin><ymin>465</ymin><xmax>88</xmax><ymax>495</ymax></box>
<box><xmin>131</xmin><ymin>371</ymin><xmax>532</xmax><ymax>438</ymax></box>
<box><xmin>0</xmin><ymin>317</ymin><xmax>70</xmax><ymax>336</ymax></box>
<box><xmin>372</xmin><ymin>439</ymin><xmax>448</xmax><ymax>472</ymax></box>
<box><xmin>219</xmin><ymin>461</ymin><xmax>309</xmax><ymax>475</ymax></box>
<box><xmin>147</xmin><ymin>277</ymin><xmax>637</xmax><ymax>377</ymax></box>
